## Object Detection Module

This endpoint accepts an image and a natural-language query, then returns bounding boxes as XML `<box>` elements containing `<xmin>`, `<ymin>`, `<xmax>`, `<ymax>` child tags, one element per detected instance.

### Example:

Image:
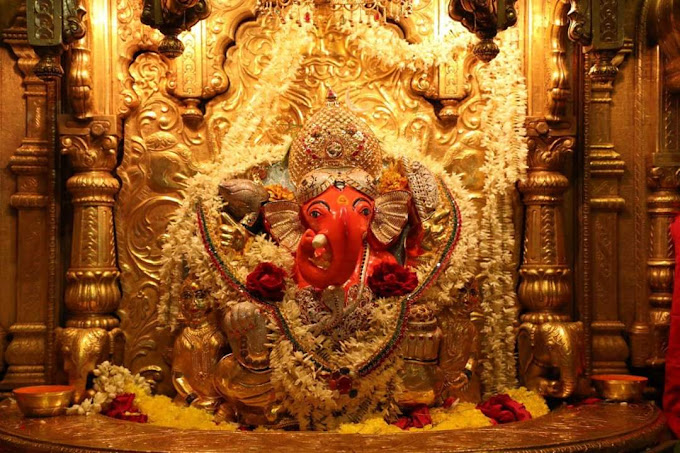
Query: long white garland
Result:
<box><xmin>475</xmin><ymin>29</ymin><xmax>527</xmax><ymax>393</ymax></box>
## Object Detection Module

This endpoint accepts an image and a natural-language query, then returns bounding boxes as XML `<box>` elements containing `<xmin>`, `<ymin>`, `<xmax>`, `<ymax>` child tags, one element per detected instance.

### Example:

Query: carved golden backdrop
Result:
<box><xmin>114</xmin><ymin>0</ymin><xmax>503</xmax><ymax>393</ymax></box>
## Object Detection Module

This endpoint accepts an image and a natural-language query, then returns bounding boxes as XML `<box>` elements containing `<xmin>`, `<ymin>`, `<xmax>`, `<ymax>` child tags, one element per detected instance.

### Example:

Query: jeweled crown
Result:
<box><xmin>288</xmin><ymin>89</ymin><xmax>383</xmax><ymax>190</ymax></box>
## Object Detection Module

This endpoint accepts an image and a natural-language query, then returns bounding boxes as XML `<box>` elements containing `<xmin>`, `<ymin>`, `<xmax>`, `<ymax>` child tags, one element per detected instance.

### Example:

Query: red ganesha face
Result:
<box><xmin>263</xmin><ymin>183</ymin><xmax>412</xmax><ymax>291</ymax></box>
<box><xmin>297</xmin><ymin>186</ymin><xmax>374</xmax><ymax>288</ymax></box>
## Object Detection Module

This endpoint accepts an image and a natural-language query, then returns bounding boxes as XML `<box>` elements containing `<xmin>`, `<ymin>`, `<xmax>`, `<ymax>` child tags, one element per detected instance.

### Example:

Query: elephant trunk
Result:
<box><xmin>553</xmin><ymin>372</ymin><xmax>577</xmax><ymax>399</ymax></box>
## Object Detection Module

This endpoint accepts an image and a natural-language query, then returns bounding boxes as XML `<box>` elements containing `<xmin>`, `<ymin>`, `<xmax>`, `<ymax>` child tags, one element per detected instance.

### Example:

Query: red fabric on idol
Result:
<box><xmin>664</xmin><ymin>214</ymin><xmax>680</xmax><ymax>437</ymax></box>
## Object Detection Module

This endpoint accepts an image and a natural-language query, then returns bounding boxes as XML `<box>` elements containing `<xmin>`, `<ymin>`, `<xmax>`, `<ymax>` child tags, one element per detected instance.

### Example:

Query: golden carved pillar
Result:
<box><xmin>58</xmin><ymin>116</ymin><xmax>122</xmax><ymax>400</ymax></box>
<box><xmin>518</xmin><ymin>120</ymin><xmax>573</xmax><ymax>325</ymax></box>
<box><xmin>584</xmin><ymin>35</ymin><xmax>630</xmax><ymax>374</ymax></box>
<box><xmin>517</xmin><ymin>119</ymin><xmax>585</xmax><ymax>398</ymax></box>
<box><xmin>516</xmin><ymin>0</ymin><xmax>590</xmax><ymax>398</ymax></box>
<box><xmin>0</xmin><ymin>11</ymin><xmax>57</xmax><ymax>388</ymax></box>
<box><xmin>60</xmin><ymin>118</ymin><xmax>120</xmax><ymax>329</ymax></box>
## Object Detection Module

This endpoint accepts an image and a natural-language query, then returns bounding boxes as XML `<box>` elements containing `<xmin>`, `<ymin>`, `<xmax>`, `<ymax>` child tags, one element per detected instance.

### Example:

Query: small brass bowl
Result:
<box><xmin>591</xmin><ymin>374</ymin><xmax>648</xmax><ymax>402</ymax></box>
<box><xmin>13</xmin><ymin>385</ymin><xmax>75</xmax><ymax>417</ymax></box>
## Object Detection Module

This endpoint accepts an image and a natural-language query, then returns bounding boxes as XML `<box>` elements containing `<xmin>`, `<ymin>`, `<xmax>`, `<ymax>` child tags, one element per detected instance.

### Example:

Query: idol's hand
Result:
<box><xmin>224</xmin><ymin>301</ymin><xmax>269</xmax><ymax>370</ymax></box>
<box><xmin>224</xmin><ymin>301</ymin><xmax>260</xmax><ymax>337</ymax></box>
<box><xmin>220</xmin><ymin>212</ymin><xmax>247</xmax><ymax>251</ymax></box>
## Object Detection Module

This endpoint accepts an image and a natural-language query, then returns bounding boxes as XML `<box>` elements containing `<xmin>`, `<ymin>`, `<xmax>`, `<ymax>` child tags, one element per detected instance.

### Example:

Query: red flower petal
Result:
<box><xmin>246</xmin><ymin>262</ymin><xmax>287</xmax><ymax>301</ymax></box>
<box><xmin>477</xmin><ymin>394</ymin><xmax>532</xmax><ymax>424</ymax></box>
<box><xmin>410</xmin><ymin>405</ymin><xmax>432</xmax><ymax>428</ymax></box>
<box><xmin>393</xmin><ymin>417</ymin><xmax>412</xmax><ymax>430</ymax></box>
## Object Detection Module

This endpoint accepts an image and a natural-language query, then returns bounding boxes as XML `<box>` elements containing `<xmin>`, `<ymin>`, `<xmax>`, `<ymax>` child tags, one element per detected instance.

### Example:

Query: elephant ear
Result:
<box><xmin>263</xmin><ymin>201</ymin><xmax>304</xmax><ymax>250</ymax></box>
<box><xmin>371</xmin><ymin>191</ymin><xmax>411</xmax><ymax>246</ymax></box>
<box><xmin>517</xmin><ymin>323</ymin><xmax>536</xmax><ymax>380</ymax></box>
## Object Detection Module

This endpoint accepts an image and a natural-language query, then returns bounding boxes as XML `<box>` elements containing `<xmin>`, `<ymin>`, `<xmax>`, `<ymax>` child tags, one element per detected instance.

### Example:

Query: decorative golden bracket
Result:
<box><xmin>447</xmin><ymin>0</ymin><xmax>518</xmax><ymax>62</ymax></box>
<box><xmin>140</xmin><ymin>0</ymin><xmax>211</xmax><ymax>58</ymax></box>
<box><xmin>410</xmin><ymin>54</ymin><xmax>474</xmax><ymax>124</ymax></box>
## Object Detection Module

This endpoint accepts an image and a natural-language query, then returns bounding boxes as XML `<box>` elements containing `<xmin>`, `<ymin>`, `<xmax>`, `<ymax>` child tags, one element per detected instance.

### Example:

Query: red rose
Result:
<box><xmin>246</xmin><ymin>262</ymin><xmax>287</xmax><ymax>301</ymax></box>
<box><xmin>367</xmin><ymin>261</ymin><xmax>418</xmax><ymax>298</ymax></box>
<box><xmin>102</xmin><ymin>393</ymin><xmax>148</xmax><ymax>423</ymax></box>
<box><xmin>476</xmin><ymin>394</ymin><xmax>532</xmax><ymax>424</ymax></box>
<box><xmin>393</xmin><ymin>417</ymin><xmax>412</xmax><ymax>430</ymax></box>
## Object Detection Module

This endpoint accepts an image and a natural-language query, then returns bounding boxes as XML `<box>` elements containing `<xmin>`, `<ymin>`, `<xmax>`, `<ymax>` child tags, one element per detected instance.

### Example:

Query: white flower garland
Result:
<box><xmin>67</xmin><ymin>361</ymin><xmax>151</xmax><ymax>415</ymax></box>
<box><xmin>475</xmin><ymin>28</ymin><xmax>527</xmax><ymax>394</ymax></box>
<box><xmin>158</xmin><ymin>17</ymin><xmax>315</xmax><ymax>327</ymax></box>
<box><xmin>341</xmin><ymin>25</ymin><xmax>528</xmax><ymax>393</ymax></box>
<box><xmin>343</xmin><ymin>21</ymin><xmax>473</xmax><ymax>71</ymax></box>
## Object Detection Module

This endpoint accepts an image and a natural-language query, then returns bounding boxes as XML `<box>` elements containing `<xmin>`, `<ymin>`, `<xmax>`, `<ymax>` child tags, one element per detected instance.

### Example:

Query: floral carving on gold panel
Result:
<box><xmin>205</xmin><ymin>18</ymin><xmax>484</xmax><ymax>196</ymax></box>
<box><xmin>116</xmin><ymin>52</ymin><xmax>212</xmax><ymax>393</ymax></box>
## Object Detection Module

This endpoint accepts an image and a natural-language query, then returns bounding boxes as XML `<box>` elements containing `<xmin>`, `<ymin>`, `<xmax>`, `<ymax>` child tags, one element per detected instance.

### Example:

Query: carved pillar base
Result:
<box><xmin>57</xmin><ymin>327</ymin><xmax>124</xmax><ymax>401</ymax></box>
<box><xmin>2</xmin><ymin>324</ymin><xmax>47</xmax><ymax>386</ymax></box>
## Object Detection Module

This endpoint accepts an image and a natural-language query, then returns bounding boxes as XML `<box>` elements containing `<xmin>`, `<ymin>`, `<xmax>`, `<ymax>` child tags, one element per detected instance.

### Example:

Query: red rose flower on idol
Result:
<box><xmin>246</xmin><ymin>262</ymin><xmax>288</xmax><ymax>301</ymax></box>
<box><xmin>476</xmin><ymin>394</ymin><xmax>531</xmax><ymax>424</ymax></box>
<box><xmin>367</xmin><ymin>261</ymin><xmax>418</xmax><ymax>298</ymax></box>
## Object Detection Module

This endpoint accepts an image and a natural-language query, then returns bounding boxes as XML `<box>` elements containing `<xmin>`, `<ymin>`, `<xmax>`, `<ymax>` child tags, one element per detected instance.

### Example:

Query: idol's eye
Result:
<box><xmin>310</xmin><ymin>210</ymin><xmax>322</xmax><ymax>219</ymax></box>
<box><xmin>361</xmin><ymin>207</ymin><xmax>371</xmax><ymax>216</ymax></box>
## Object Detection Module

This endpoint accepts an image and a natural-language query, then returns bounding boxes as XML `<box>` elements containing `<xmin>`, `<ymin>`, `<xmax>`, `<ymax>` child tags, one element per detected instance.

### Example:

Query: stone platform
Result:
<box><xmin>0</xmin><ymin>399</ymin><xmax>667</xmax><ymax>452</ymax></box>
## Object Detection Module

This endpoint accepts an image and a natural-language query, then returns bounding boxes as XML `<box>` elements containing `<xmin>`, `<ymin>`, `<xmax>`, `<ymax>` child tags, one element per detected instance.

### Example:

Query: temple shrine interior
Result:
<box><xmin>0</xmin><ymin>0</ymin><xmax>680</xmax><ymax>451</ymax></box>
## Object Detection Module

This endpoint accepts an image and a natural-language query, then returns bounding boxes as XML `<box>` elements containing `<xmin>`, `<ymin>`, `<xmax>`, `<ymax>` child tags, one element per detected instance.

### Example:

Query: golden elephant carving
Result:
<box><xmin>517</xmin><ymin>321</ymin><xmax>587</xmax><ymax>398</ymax></box>
<box><xmin>57</xmin><ymin>327</ymin><xmax>125</xmax><ymax>402</ymax></box>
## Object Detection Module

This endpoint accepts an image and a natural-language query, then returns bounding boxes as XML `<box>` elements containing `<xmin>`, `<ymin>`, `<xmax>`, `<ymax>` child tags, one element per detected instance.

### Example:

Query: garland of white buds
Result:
<box><xmin>476</xmin><ymin>28</ymin><xmax>527</xmax><ymax>394</ymax></box>
<box><xmin>340</xmin><ymin>25</ymin><xmax>528</xmax><ymax>392</ymax></box>
<box><xmin>66</xmin><ymin>361</ymin><xmax>151</xmax><ymax>416</ymax></box>
<box><xmin>343</xmin><ymin>21</ymin><xmax>473</xmax><ymax>71</ymax></box>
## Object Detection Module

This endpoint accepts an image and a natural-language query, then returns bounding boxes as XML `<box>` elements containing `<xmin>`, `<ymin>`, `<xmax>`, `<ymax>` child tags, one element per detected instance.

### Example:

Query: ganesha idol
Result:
<box><xmin>172</xmin><ymin>91</ymin><xmax>470</xmax><ymax>430</ymax></box>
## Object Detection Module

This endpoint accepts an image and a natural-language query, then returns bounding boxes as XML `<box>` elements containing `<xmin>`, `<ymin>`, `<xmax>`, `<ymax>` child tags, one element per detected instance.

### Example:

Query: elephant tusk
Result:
<box><xmin>312</xmin><ymin>233</ymin><xmax>328</xmax><ymax>249</ymax></box>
